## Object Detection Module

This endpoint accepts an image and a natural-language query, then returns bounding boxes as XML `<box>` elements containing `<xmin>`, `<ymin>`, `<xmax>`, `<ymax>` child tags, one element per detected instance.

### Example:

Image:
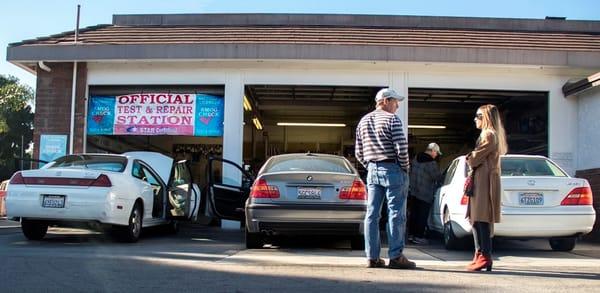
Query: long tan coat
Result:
<box><xmin>466</xmin><ymin>129</ymin><xmax>502</xmax><ymax>228</ymax></box>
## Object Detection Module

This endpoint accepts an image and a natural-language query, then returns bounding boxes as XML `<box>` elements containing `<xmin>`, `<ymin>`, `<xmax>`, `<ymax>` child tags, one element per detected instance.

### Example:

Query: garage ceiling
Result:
<box><xmin>245</xmin><ymin>85</ymin><xmax>378</xmax><ymax>125</ymax></box>
<box><xmin>245</xmin><ymin>85</ymin><xmax>546</xmax><ymax>129</ymax></box>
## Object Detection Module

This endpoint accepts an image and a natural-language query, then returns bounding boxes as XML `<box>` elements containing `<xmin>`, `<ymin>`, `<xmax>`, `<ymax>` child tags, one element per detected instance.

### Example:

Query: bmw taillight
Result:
<box><xmin>9</xmin><ymin>172</ymin><xmax>24</xmax><ymax>185</ymax></box>
<box><xmin>561</xmin><ymin>187</ymin><xmax>593</xmax><ymax>206</ymax></box>
<box><xmin>339</xmin><ymin>179</ymin><xmax>367</xmax><ymax>200</ymax></box>
<box><xmin>250</xmin><ymin>178</ymin><xmax>280</xmax><ymax>198</ymax></box>
<box><xmin>91</xmin><ymin>174</ymin><xmax>112</xmax><ymax>187</ymax></box>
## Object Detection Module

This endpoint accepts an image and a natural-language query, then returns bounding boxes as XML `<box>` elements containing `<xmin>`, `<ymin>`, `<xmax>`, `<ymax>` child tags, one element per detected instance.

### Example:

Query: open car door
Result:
<box><xmin>207</xmin><ymin>157</ymin><xmax>253</xmax><ymax>221</ymax></box>
<box><xmin>166</xmin><ymin>160</ymin><xmax>200</xmax><ymax>221</ymax></box>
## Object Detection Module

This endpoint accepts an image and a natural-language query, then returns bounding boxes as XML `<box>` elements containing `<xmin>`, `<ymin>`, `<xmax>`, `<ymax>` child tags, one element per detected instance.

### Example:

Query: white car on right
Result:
<box><xmin>429</xmin><ymin>154</ymin><xmax>596</xmax><ymax>251</ymax></box>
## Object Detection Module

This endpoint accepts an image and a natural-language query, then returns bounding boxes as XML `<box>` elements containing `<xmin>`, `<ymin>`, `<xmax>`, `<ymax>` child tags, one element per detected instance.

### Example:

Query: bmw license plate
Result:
<box><xmin>297</xmin><ymin>187</ymin><xmax>321</xmax><ymax>200</ymax></box>
<box><xmin>519</xmin><ymin>192</ymin><xmax>543</xmax><ymax>206</ymax></box>
<box><xmin>42</xmin><ymin>195</ymin><xmax>66</xmax><ymax>208</ymax></box>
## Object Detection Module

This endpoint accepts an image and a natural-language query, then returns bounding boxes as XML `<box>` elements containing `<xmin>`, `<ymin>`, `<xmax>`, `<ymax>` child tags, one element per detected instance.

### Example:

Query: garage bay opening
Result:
<box><xmin>242</xmin><ymin>85</ymin><xmax>383</xmax><ymax>176</ymax></box>
<box><xmin>408</xmin><ymin>88</ymin><xmax>548</xmax><ymax>168</ymax></box>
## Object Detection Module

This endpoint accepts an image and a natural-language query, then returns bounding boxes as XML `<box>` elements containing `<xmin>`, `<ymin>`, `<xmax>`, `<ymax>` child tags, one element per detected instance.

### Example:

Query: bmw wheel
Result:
<box><xmin>245</xmin><ymin>228</ymin><xmax>263</xmax><ymax>249</ymax></box>
<box><xmin>350</xmin><ymin>235</ymin><xmax>365</xmax><ymax>250</ymax></box>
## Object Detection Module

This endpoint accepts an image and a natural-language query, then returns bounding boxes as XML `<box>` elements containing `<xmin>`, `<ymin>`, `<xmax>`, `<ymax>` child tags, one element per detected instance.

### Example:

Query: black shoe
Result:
<box><xmin>367</xmin><ymin>258</ymin><xmax>386</xmax><ymax>268</ymax></box>
<box><xmin>388</xmin><ymin>255</ymin><xmax>416</xmax><ymax>269</ymax></box>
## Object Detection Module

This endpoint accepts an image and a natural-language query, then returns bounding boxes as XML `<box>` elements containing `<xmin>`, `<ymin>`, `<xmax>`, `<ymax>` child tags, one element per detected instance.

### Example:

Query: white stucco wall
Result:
<box><xmin>86</xmin><ymin>60</ymin><xmax>593</xmax><ymax>175</ymax></box>
<box><xmin>577</xmin><ymin>86</ymin><xmax>600</xmax><ymax>171</ymax></box>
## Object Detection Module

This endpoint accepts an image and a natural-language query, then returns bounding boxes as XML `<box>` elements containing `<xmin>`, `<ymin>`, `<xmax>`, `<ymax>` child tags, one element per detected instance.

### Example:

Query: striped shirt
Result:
<box><xmin>355</xmin><ymin>109</ymin><xmax>409</xmax><ymax>171</ymax></box>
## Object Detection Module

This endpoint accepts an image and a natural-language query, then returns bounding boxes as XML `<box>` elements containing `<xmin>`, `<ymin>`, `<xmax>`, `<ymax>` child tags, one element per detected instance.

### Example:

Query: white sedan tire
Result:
<box><xmin>549</xmin><ymin>237</ymin><xmax>577</xmax><ymax>251</ymax></box>
<box><xmin>114</xmin><ymin>203</ymin><xmax>143</xmax><ymax>243</ymax></box>
<box><xmin>21</xmin><ymin>219</ymin><xmax>48</xmax><ymax>241</ymax></box>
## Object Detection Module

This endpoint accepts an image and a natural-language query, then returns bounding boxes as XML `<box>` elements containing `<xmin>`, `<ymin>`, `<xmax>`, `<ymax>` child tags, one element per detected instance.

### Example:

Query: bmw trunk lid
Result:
<box><xmin>259</xmin><ymin>172</ymin><xmax>360</xmax><ymax>204</ymax></box>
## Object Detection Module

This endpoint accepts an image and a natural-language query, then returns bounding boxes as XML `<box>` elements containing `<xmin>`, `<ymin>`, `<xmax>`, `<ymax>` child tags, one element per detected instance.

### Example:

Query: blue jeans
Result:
<box><xmin>364</xmin><ymin>162</ymin><xmax>409</xmax><ymax>260</ymax></box>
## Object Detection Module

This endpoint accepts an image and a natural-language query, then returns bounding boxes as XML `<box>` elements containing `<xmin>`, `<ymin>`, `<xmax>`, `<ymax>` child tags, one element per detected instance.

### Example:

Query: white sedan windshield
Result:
<box><xmin>501</xmin><ymin>158</ymin><xmax>567</xmax><ymax>177</ymax></box>
<box><xmin>48</xmin><ymin>155</ymin><xmax>127</xmax><ymax>172</ymax></box>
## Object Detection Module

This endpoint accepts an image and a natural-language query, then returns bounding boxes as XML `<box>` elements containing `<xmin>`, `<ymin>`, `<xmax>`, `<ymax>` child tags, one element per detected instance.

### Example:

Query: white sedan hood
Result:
<box><xmin>123</xmin><ymin>151</ymin><xmax>173</xmax><ymax>184</ymax></box>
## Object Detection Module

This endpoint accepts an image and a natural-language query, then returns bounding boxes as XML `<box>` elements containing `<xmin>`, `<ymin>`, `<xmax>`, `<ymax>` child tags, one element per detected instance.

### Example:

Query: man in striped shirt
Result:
<box><xmin>355</xmin><ymin>88</ymin><xmax>415</xmax><ymax>269</ymax></box>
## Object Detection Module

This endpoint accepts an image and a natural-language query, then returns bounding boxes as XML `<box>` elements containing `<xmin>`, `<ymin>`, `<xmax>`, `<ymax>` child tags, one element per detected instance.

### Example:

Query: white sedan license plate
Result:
<box><xmin>297</xmin><ymin>187</ymin><xmax>322</xmax><ymax>200</ymax></box>
<box><xmin>519</xmin><ymin>192</ymin><xmax>543</xmax><ymax>206</ymax></box>
<box><xmin>42</xmin><ymin>195</ymin><xmax>66</xmax><ymax>208</ymax></box>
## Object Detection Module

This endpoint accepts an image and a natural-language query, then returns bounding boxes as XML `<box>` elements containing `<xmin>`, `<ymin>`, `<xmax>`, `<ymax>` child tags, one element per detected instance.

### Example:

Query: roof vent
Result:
<box><xmin>545</xmin><ymin>16</ymin><xmax>566</xmax><ymax>20</ymax></box>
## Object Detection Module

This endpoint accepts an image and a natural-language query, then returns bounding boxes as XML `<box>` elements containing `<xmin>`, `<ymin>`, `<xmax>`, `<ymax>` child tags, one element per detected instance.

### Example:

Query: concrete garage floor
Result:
<box><xmin>1</xmin><ymin>220</ymin><xmax>599</xmax><ymax>292</ymax></box>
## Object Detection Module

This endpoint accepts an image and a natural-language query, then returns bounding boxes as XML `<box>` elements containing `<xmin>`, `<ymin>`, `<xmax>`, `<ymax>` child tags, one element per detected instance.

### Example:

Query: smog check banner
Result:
<box><xmin>87</xmin><ymin>93</ymin><xmax>224</xmax><ymax>136</ymax></box>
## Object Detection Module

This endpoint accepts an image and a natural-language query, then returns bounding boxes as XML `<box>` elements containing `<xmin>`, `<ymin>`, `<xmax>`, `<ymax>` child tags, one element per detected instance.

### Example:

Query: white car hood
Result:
<box><xmin>123</xmin><ymin>151</ymin><xmax>173</xmax><ymax>184</ymax></box>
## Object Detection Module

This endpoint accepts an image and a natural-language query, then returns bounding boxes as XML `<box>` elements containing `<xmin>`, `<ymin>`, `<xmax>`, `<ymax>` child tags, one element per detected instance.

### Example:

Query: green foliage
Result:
<box><xmin>0</xmin><ymin>75</ymin><xmax>34</xmax><ymax>180</ymax></box>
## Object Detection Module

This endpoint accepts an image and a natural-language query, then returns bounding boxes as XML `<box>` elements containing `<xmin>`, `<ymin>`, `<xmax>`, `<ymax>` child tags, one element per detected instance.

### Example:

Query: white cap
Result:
<box><xmin>375</xmin><ymin>88</ymin><xmax>405</xmax><ymax>102</ymax></box>
<box><xmin>427</xmin><ymin>142</ymin><xmax>442</xmax><ymax>155</ymax></box>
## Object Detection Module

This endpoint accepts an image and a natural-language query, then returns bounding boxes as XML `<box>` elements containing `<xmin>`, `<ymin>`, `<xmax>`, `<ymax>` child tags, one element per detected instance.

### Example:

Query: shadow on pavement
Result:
<box><xmin>424</xmin><ymin>267</ymin><xmax>600</xmax><ymax>281</ymax></box>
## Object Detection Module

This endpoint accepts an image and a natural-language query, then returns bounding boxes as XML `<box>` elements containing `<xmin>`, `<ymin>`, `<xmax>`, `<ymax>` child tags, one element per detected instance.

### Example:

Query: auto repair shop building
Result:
<box><xmin>6</xmin><ymin>13</ymin><xmax>600</xmax><ymax>234</ymax></box>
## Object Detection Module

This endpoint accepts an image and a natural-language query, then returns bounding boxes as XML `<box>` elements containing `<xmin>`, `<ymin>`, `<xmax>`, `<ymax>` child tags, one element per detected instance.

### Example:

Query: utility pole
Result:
<box><xmin>20</xmin><ymin>135</ymin><xmax>24</xmax><ymax>170</ymax></box>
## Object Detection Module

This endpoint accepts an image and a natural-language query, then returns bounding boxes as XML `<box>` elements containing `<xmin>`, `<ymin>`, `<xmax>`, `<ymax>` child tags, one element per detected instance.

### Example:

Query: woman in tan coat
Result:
<box><xmin>466</xmin><ymin>104</ymin><xmax>507</xmax><ymax>272</ymax></box>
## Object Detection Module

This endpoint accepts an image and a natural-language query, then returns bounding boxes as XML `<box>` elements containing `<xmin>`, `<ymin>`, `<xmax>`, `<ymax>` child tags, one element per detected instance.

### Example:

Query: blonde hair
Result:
<box><xmin>478</xmin><ymin>104</ymin><xmax>508</xmax><ymax>155</ymax></box>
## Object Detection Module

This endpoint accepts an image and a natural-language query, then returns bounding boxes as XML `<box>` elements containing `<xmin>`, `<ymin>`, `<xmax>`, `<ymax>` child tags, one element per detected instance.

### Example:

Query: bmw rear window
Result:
<box><xmin>263</xmin><ymin>156</ymin><xmax>353</xmax><ymax>174</ymax></box>
<box><xmin>48</xmin><ymin>155</ymin><xmax>127</xmax><ymax>172</ymax></box>
<box><xmin>501</xmin><ymin>157</ymin><xmax>567</xmax><ymax>177</ymax></box>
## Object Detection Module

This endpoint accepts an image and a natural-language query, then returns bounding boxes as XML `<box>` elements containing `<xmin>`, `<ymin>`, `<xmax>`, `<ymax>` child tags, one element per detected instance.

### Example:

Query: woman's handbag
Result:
<box><xmin>464</xmin><ymin>170</ymin><xmax>475</xmax><ymax>197</ymax></box>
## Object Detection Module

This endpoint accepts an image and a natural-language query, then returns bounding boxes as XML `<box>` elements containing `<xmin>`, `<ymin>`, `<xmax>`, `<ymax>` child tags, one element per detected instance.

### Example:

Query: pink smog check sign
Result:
<box><xmin>87</xmin><ymin>93</ymin><xmax>224</xmax><ymax>137</ymax></box>
<box><xmin>114</xmin><ymin>93</ymin><xmax>195</xmax><ymax>135</ymax></box>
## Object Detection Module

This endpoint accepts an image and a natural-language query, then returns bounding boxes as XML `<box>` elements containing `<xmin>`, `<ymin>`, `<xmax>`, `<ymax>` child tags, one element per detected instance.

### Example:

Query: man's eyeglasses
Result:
<box><xmin>475</xmin><ymin>113</ymin><xmax>483</xmax><ymax>120</ymax></box>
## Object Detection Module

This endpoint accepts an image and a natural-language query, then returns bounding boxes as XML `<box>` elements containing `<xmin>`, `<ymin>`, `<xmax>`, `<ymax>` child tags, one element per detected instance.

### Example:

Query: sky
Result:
<box><xmin>1</xmin><ymin>0</ymin><xmax>599</xmax><ymax>89</ymax></box>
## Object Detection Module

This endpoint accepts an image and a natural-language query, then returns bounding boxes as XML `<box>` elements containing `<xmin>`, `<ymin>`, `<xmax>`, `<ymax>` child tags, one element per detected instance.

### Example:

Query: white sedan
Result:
<box><xmin>429</xmin><ymin>155</ymin><xmax>596</xmax><ymax>251</ymax></box>
<box><xmin>6</xmin><ymin>151</ymin><xmax>200</xmax><ymax>242</ymax></box>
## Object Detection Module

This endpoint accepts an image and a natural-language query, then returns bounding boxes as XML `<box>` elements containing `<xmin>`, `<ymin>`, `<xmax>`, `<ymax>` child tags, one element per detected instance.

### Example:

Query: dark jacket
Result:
<box><xmin>409</xmin><ymin>152</ymin><xmax>442</xmax><ymax>203</ymax></box>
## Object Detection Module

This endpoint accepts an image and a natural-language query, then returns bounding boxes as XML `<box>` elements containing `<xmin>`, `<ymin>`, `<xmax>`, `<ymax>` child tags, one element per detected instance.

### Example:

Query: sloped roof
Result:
<box><xmin>7</xmin><ymin>14</ymin><xmax>600</xmax><ymax>68</ymax></box>
<box><xmin>12</xmin><ymin>25</ymin><xmax>600</xmax><ymax>51</ymax></box>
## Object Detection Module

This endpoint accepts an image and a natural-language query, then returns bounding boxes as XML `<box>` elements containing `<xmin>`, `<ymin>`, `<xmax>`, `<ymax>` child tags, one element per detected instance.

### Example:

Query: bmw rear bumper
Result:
<box><xmin>246</xmin><ymin>203</ymin><xmax>366</xmax><ymax>235</ymax></box>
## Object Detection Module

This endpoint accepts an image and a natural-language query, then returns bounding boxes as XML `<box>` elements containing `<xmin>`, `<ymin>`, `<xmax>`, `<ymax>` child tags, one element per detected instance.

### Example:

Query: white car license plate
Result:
<box><xmin>42</xmin><ymin>195</ymin><xmax>66</xmax><ymax>208</ymax></box>
<box><xmin>519</xmin><ymin>192</ymin><xmax>543</xmax><ymax>206</ymax></box>
<box><xmin>297</xmin><ymin>187</ymin><xmax>321</xmax><ymax>200</ymax></box>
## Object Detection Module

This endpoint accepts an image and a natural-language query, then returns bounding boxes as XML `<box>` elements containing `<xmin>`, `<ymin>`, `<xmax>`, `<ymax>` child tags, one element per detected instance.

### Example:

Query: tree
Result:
<box><xmin>0</xmin><ymin>75</ymin><xmax>34</xmax><ymax>180</ymax></box>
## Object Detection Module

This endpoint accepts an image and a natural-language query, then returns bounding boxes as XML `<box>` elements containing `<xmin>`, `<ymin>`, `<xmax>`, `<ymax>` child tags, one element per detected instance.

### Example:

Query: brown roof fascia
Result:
<box><xmin>112</xmin><ymin>13</ymin><xmax>600</xmax><ymax>34</ymax></box>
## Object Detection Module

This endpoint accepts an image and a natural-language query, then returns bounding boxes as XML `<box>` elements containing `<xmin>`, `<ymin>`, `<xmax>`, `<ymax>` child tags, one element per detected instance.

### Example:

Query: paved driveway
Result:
<box><xmin>1</xmin><ymin>220</ymin><xmax>599</xmax><ymax>292</ymax></box>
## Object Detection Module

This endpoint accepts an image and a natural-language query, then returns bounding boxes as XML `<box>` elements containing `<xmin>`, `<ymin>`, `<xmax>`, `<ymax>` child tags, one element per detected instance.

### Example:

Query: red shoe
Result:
<box><xmin>467</xmin><ymin>254</ymin><xmax>493</xmax><ymax>272</ymax></box>
<box><xmin>470</xmin><ymin>251</ymin><xmax>482</xmax><ymax>265</ymax></box>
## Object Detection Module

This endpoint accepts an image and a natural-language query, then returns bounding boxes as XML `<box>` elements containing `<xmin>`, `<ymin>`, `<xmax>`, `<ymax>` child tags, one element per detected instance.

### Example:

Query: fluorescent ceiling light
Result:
<box><xmin>408</xmin><ymin>125</ymin><xmax>446</xmax><ymax>129</ymax></box>
<box><xmin>252</xmin><ymin>117</ymin><xmax>263</xmax><ymax>130</ymax></box>
<box><xmin>243</xmin><ymin>96</ymin><xmax>252</xmax><ymax>112</ymax></box>
<box><xmin>277</xmin><ymin>122</ymin><xmax>346</xmax><ymax>127</ymax></box>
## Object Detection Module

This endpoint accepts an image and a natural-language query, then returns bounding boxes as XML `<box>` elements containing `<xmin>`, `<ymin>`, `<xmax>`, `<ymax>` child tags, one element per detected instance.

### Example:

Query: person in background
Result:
<box><xmin>408</xmin><ymin>142</ymin><xmax>443</xmax><ymax>245</ymax></box>
<box><xmin>466</xmin><ymin>104</ymin><xmax>508</xmax><ymax>272</ymax></box>
<box><xmin>355</xmin><ymin>88</ymin><xmax>415</xmax><ymax>270</ymax></box>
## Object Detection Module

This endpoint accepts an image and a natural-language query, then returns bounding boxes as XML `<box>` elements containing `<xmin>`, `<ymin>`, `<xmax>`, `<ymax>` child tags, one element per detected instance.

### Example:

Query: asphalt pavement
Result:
<box><xmin>1</xmin><ymin>220</ymin><xmax>599</xmax><ymax>292</ymax></box>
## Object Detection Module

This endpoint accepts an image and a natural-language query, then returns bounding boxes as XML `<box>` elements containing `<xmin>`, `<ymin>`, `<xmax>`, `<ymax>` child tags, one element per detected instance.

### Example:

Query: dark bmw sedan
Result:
<box><xmin>207</xmin><ymin>153</ymin><xmax>367</xmax><ymax>249</ymax></box>
<box><xmin>246</xmin><ymin>153</ymin><xmax>366</xmax><ymax>249</ymax></box>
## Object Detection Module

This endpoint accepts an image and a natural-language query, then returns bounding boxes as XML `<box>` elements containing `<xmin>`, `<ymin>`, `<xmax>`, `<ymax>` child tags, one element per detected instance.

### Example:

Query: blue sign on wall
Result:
<box><xmin>87</xmin><ymin>96</ymin><xmax>116</xmax><ymax>135</ymax></box>
<box><xmin>39</xmin><ymin>134</ymin><xmax>67</xmax><ymax>167</ymax></box>
<box><xmin>194</xmin><ymin>94</ymin><xmax>225</xmax><ymax>137</ymax></box>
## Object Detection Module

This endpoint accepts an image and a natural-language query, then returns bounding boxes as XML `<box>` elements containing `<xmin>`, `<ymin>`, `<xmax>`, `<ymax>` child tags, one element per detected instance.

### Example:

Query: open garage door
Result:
<box><xmin>408</xmin><ymin>88</ymin><xmax>548</xmax><ymax>167</ymax></box>
<box><xmin>241</xmin><ymin>85</ymin><xmax>382</xmax><ymax>175</ymax></box>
